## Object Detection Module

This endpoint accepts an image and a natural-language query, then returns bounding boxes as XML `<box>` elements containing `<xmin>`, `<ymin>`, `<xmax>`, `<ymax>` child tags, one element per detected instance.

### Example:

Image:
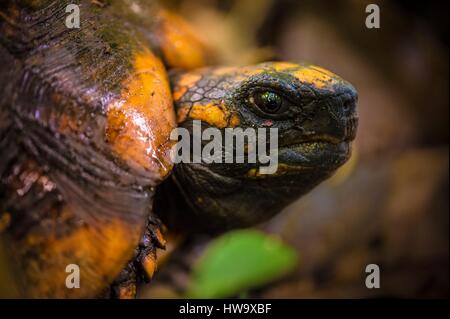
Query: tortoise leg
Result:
<box><xmin>108</xmin><ymin>216</ymin><xmax>166</xmax><ymax>299</ymax></box>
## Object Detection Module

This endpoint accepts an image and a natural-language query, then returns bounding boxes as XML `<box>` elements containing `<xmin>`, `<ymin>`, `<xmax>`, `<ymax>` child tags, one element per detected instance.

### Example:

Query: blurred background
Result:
<box><xmin>141</xmin><ymin>0</ymin><xmax>449</xmax><ymax>299</ymax></box>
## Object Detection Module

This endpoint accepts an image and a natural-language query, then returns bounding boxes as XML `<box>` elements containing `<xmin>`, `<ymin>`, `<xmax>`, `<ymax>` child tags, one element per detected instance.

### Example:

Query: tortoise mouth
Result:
<box><xmin>277</xmin><ymin>138</ymin><xmax>351</xmax><ymax>171</ymax></box>
<box><xmin>244</xmin><ymin>138</ymin><xmax>352</xmax><ymax>178</ymax></box>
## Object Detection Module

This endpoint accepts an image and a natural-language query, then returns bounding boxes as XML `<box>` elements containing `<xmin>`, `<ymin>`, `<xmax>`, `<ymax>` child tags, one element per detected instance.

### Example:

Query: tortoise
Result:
<box><xmin>0</xmin><ymin>0</ymin><xmax>358</xmax><ymax>298</ymax></box>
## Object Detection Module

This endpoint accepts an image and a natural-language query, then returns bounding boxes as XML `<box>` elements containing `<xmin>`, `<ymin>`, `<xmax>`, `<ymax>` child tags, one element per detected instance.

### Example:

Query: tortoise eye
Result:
<box><xmin>253</xmin><ymin>91</ymin><xmax>283</xmax><ymax>114</ymax></box>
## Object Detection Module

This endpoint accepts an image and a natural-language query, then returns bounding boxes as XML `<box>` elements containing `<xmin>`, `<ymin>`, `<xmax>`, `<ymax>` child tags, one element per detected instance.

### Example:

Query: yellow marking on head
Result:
<box><xmin>242</xmin><ymin>67</ymin><xmax>268</xmax><ymax>77</ymax></box>
<box><xmin>177</xmin><ymin>73</ymin><xmax>202</xmax><ymax>88</ymax></box>
<box><xmin>229</xmin><ymin>114</ymin><xmax>241</xmax><ymax>126</ymax></box>
<box><xmin>273</xmin><ymin>62</ymin><xmax>298</xmax><ymax>72</ymax></box>
<box><xmin>173</xmin><ymin>86</ymin><xmax>187</xmax><ymax>101</ymax></box>
<box><xmin>189</xmin><ymin>103</ymin><xmax>229</xmax><ymax>128</ymax></box>
<box><xmin>210</xmin><ymin>66</ymin><xmax>236</xmax><ymax>76</ymax></box>
<box><xmin>106</xmin><ymin>48</ymin><xmax>176</xmax><ymax>178</ymax></box>
<box><xmin>293</xmin><ymin>66</ymin><xmax>336</xmax><ymax>89</ymax></box>
<box><xmin>310</xmin><ymin>65</ymin><xmax>337</xmax><ymax>77</ymax></box>
<box><xmin>172</xmin><ymin>73</ymin><xmax>202</xmax><ymax>101</ymax></box>
<box><xmin>246</xmin><ymin>163</ymin><xmax>310</xmax><ymax>179</ymax></box>
<box><xmin>187</xmin><ymin>103</ymin><xmax>241</xmax><ymax>128</ymax></box>
<box><xmin>246</xmin><ymin>168</ymin><xmax>258</xmax><ymax>177</ymax></box>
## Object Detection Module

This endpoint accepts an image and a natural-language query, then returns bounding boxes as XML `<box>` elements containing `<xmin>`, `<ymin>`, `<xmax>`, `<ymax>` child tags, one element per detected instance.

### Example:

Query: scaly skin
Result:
<box><xmin>157</xmin><ymin>63</ymin><xmax>358</xmax><ymax>232</ymax></box>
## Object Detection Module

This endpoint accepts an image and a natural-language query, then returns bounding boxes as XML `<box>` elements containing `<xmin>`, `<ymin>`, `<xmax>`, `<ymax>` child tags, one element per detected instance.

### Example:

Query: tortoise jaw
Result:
<box><xmin>278</xmin><ymin>140</ymin><xmax>351</xmax><ymax>171</ymax></box>
<box><xmin>243</xmin><ymin>140</ymin><xmax>351</xmax><ymax>179</ymax></box>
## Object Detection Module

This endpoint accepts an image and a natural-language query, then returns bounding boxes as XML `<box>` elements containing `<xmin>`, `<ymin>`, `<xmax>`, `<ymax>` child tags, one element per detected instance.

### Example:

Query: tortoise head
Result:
<box><xmin>158</xmin><ymin>62</ymin><xmax>358</xmax><ymax>233</ymax></box>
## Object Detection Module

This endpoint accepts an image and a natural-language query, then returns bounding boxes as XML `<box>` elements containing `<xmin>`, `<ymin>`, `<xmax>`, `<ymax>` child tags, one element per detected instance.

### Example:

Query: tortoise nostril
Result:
<box><xmin>343</xmin><ymin>100</ymin><xmax>351</xmax><ymax>112</ymax></box>
<box><xmin>341</xmin><ymin>94</ymin><xmax>356</xmax><ymax>115</ymax></box>
<box><xmin>335</xmin><ymin>82</ymin><xmax>357</xmax><ymax>115</ymax></box>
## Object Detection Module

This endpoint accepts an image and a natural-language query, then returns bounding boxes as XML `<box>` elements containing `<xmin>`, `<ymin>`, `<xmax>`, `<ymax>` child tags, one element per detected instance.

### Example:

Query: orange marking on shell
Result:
<box><xmin>19</xmin><ymin>216</ymin><xmax>138</xmax><ymax>298</ymax></box>
<box><xmin>155</xmin><ymin>10</ymin><xmax>210</xmax><ymax>69</ymax></box>
<box><xmin>106</xmin><ymin>48</ymin><xmax>176</xmax><ymax>179</ymax></box>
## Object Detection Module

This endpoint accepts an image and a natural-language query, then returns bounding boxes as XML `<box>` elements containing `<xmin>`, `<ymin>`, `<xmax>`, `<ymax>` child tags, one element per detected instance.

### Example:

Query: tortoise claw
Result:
<box><xmin>141</xmin><ymin>249</ymin><xmax>158</xmax><ymax>281</ymax></box>
<box><xmin>107</xmin><ymin>216</ymin><xmax>166</xmax><ymax>298</ymax></box>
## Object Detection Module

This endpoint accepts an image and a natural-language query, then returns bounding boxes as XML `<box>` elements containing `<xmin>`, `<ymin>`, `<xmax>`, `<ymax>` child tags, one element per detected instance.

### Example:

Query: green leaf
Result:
<box><xmin>186</xmin><ymin>229</ymin><xmax>299</xmax><ymax>299</ymax></box>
